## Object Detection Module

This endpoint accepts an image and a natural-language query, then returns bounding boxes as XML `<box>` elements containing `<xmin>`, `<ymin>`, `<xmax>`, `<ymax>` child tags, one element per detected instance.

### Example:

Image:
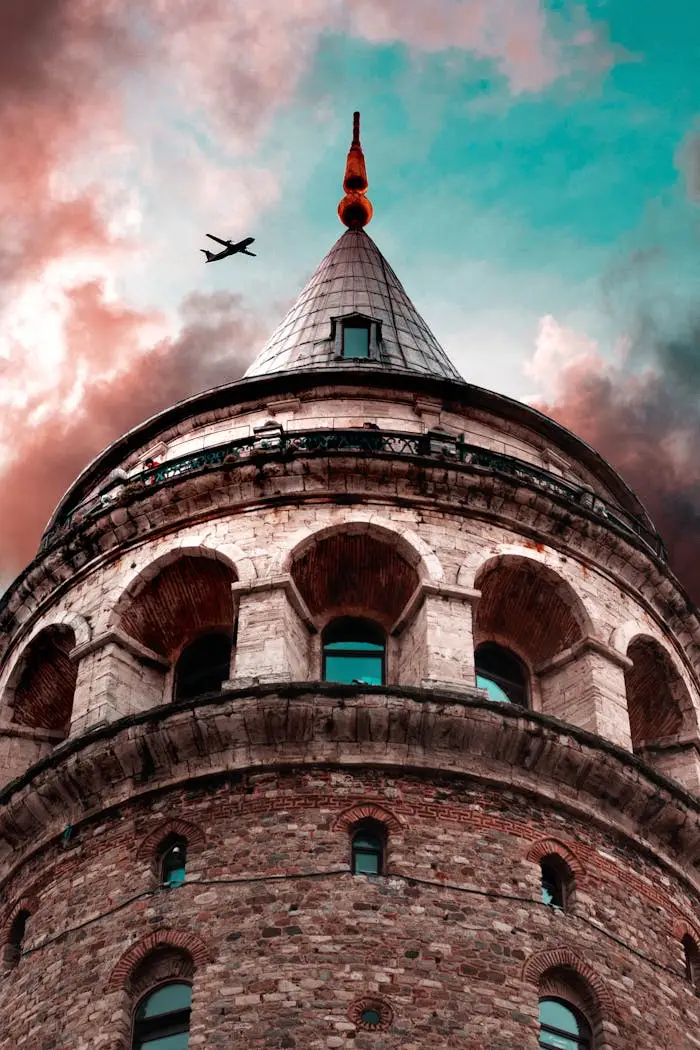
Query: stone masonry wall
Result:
<box><xmin>2</xmin><ymin>768</ymin><xmax>699</xmax><ymax>1050</ymax></box>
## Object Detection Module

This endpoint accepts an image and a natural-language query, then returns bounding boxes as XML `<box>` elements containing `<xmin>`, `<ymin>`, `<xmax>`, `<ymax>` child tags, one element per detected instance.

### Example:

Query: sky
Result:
<box><xmin>1</xmin><ymin>0</ymin><xmax>700</xmax><ymax>600</ymax></box>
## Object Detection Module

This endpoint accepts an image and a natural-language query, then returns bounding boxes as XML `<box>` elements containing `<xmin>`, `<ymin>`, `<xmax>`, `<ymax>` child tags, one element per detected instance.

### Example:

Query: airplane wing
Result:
<box><xmin>206</xmin><ymin>234</ymin><xmax>230</xmax><ymax>247</ymax></box>
<box><xmin>241</xmin><ymin>249</ymin><xmax>256</xmax><ymax>257</ymax></box>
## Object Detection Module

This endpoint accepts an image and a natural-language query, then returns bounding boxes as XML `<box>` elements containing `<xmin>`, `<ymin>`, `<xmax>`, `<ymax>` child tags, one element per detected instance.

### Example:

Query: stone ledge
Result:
<box><xmin>0</xmin><ymin>683</ymin><xmax>698</xmax><ymax>894</ymax></box>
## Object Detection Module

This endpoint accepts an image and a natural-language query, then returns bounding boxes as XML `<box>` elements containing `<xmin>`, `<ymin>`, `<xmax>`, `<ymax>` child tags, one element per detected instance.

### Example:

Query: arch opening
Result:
<box><xmin>625</xmin><ymin>637</ymin><xmax>689</xmax><ymax>751</ymax></box>
<box><xmin>10</xmin><ymin>625</ymin><xmax>77</xmax><ymax>735</ymax></box>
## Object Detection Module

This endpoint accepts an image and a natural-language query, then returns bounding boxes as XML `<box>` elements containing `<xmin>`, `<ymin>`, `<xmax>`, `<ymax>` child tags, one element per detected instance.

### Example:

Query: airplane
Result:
<box><xmin>200</xmin><ymin>234</ymin><xmax>256</xmax><ymax>263</ymax></box>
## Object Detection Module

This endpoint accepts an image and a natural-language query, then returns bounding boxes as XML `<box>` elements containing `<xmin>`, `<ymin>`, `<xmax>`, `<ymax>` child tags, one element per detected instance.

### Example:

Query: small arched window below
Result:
<box><xmin>3</xmin><ymin>909</ymin><xmax>29</xmax><ymax>969</ymax></box>
<box><xmin>323</xmin><ymin>618</ymin><xmax>385</xmax><ymax>686</ymax></box>
<box><xmin>475</xmin><ymin>642</ymin><xmax>528</xmax><ymax>706</ymax></box>
<box><xmin>682</xmin><ymin>934</ymin><xmax>700</xmax><ymax>993</ymax></box>
<box><xmin>351</xmin><ymin>821</ymin><xmax>385</xmax><ymax>875</ymax></box>
<box><xmin>132</xmin><ymin>981</ymin><xmax>192</xmax><ymax>1050</ymax></box>
<box><xmin>160</xmin><ymin>837</ymin><xmax>188</xmax><ymax>888</ymax></box>
<box><xmin>174</xmin><ymin>632</ymin><xmax>232</xmax><ymax>702</ymax></box>
<box><xmin>538</xmin><ymin>997</ymin><xmax>592</xmax><ymax>1049</ymax></box>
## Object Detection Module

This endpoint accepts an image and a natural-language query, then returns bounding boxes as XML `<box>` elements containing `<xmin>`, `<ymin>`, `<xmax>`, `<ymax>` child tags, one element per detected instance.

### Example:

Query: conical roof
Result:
<box><xmin>244</xmin><ymin>228</ymin><xmax>462</xmax><ymax>381</ymax></box>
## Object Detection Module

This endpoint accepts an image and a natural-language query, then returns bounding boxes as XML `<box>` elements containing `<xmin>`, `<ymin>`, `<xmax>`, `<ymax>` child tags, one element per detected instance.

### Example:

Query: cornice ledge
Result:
<box><xmin>70</xmin><ymin>628</ymin><xmax>169</xmax><ymax>668</ymax></box>
<box><xmin>536</xmin><ymin>636</ymin><xmax>633</xmax><ymax>676</ymax></box>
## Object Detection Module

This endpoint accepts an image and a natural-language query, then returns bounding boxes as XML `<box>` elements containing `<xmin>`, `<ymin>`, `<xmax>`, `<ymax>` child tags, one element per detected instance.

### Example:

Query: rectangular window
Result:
<box><xmin>343</xmin><ymin>324</ymin><xmax>370</xmax><ymax>358</ymax></box>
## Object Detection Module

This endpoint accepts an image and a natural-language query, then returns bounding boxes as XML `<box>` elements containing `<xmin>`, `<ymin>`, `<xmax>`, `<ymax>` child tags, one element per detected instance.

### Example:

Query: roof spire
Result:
<box><xmin>338</xmin><ymin>111</ymin><xmax>373</xmax><ymax>229</ymax></box>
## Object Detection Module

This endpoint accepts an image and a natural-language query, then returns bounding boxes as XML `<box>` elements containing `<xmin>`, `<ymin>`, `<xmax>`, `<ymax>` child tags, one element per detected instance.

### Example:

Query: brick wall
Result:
<box><xmin>2</xmin><ymin>768</ymin><xmax>698</xmax><ymax>1049</ymax></box>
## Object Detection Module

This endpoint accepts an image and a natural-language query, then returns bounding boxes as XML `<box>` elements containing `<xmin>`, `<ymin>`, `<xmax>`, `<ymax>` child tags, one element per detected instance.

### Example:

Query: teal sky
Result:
<box><xmin>135</xmin><ymin>0</ymin><xmax>700</xmax><ymax>398</ymax></box>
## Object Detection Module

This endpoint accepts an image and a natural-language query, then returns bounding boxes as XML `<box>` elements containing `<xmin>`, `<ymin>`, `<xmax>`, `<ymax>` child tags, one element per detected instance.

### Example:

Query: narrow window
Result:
<box><xmin>132</xmin><ymin>981</ymin><xmax>192</xmax><ymax>1050</ymax></box>
<box><xmin>682</xmin><ymin>934</ymin><xmax>700</xmax><ymax>993</ymax></box>
<box><xmin>538</xmin><ymin>998</ymin><xmax>592</xmax><ymax>1049</ymax></box>
<box><xmin>323</xmin><ymin>618</ymin><xmax>385</xmax><ymax>686</ymax></box>
<box><xmin>3</xmin><ymin>909</ymin><xmax>29</xmax><ymax>969</ymax></box>
<box><xmin>541</xmin><ymin>860</ymin><xmax>565</xmax><ymax>909</ymax></box>
<box><xmin>161</xmin><ymin>837</ymin><xmax>188</xmax><ymax>888</ymax></box>
<box><xmin>174</xmin><ymin>632</ymin><xmax>231</xmax><ymax>701</ymax></box>
<box><xmin>351</xmin><ymin>821</ymin><xmax>385</xmax><ymax>875</ymax></box>
<box><xmin>342</xmin><ymin>321</ymin><xmax>370</xmax><ymax>359</ymax></box>
<box><xmin>475</xmin><ymin>642</ymin><xmax>528</xmax><ymax>705</ymax></box>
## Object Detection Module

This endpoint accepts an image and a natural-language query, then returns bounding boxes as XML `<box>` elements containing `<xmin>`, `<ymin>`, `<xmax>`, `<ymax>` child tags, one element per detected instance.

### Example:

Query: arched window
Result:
<box><xmin>475</xmin><ymin>642</ymin><xmax>528</xmax><ymax>705</ymax></box>
<box><xmin>351</xmin><ymin>821</ymin><xmax>385</xmax><ymax>875</ymax></box>
<box><xmin>323</xmin><ymin>618</ymin><xmax>385</xmax><ymax>686</ymax></box>
<box><xmin>682</xmin><ymin>934</ymin><xmax>700</xmax><ymax>993</ymax></box>
<box><xmin>538</xmin><ymin>998</ymin><xmax>592</xmax><ymax>1049</ymax></box>
<box><xmin>540</xmin><ymin>855</ymin><xmax>574</xmax><ymax>911</ymax></box>
<box><xmin>132</xmin><ymin>981</ymin><xmax>192</xmax><ymax>1049</ymax></box>
<box><xmin>160</xmin><ymin>837</ymin><xmax>188</xmax><ymax>888</ymax></box>
<box><xmin>3</xmin><ymin>909</ymin><xmax>29</xmax><ymax>969</ymax></box>
<box><xmin>174</xmin><ymin>632</ymin><xmax>232</xmax><ymax>701</ymax></box>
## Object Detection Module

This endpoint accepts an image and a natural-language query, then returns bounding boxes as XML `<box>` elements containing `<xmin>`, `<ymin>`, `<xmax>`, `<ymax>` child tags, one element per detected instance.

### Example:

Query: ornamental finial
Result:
<box><xmin>338</xmin><ymin>111</ymin><xmax>373</xmax><ymax>229</ymax></box>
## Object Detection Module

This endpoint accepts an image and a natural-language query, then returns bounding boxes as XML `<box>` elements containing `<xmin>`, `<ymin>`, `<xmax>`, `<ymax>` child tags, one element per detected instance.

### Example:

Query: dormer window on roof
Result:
<box><xmin>331</xmin><ymin>312</ymin><xmax>381</xmax><ymax>362</ymax></box>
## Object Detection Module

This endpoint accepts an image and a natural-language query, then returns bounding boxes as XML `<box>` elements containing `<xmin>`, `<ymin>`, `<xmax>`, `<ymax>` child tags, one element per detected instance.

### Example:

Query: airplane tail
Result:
<box><xmin>200</xmin><ymin>249</ymin><xmax>215</xmax><ymax>262</ymax></box>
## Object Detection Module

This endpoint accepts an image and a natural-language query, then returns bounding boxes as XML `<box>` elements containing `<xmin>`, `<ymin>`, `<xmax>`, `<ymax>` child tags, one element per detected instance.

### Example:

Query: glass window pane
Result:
<box><xmin>476</xmin><ymin>674</ymin><xmax>512</xmax><ymax>704</ymax></box>
<box><xmin>343</xmin><ymin>326</ymin><xmax>370</xmax><ymax>358</ymax></box>
<box><xmin>137</xmin><ymin>984</ymin><xmax>192</xmax><ymax>1020</ymax></box>
<box><xmin>325</xmin><ymin>654</ymin><xmax>383</xmax><ymax>685</ymax></box>
<box><xmin>140</xmin><ymin>1035</ymin><xmax>190</xmax><ymax>1050</ymax></box>
<box><xmin>539</xmin><ymin>1000</ymin><xmax>581</xmax><ymax>1035</ymax></box>
<box><xmin>353</xmin><ymin>832</ymin><xmax>381</xmax><ymax>851</ymax></box>
<box><xmin>354</xmin><ymin>850</ymin><xmax>380</xmax><ymax>874</ymax></box>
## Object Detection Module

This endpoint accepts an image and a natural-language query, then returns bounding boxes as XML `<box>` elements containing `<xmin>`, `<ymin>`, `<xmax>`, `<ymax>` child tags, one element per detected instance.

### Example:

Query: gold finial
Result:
<box><xmin>338</xmin><ymin>111</ymin><xmax>373</xmax><ymax>229</ymax></box>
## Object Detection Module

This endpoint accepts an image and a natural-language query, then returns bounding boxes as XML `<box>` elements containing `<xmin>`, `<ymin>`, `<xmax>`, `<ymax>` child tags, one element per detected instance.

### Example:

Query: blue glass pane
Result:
<box><xmin>353</xmin><ymin>832</ymin><xmax>381</xmax><ymax>850</ymax></box>
<box><xmin>354</xmin><ymin>851</ymin><xmax>380</xmax><ymax>874</ymax></box>
<box><xmin>476</xmin><ymin>674</ymin><xmax>512</xmax><ymax>704</ymax></box>
<box><xmin>164</xmin><ymin>866</ymin><xmax>186</xmax><ymax>886</ymax></box>
<box><xmin>137</xmin><ymin>984</ymin><xmax>192</xmax><ymax>1020</ymax></box>
<box><xmin>325</xmin><ymin>640</ymin><xmax>383</xmax><ymax>652</ymax></box>
<box><xmin>541</xmin><ymin>882</ymin><xmax>554</xmax><ymax>906</ymax></box>
<box><xmin>140</xmin><ymin>1035</ymin><xmax>190</xmax><ymax>1050</ymax></box>
<box><xmin>539</xmin><ymin>1000</ymin><xmax>581</xmax><ymax>1035</ymax></box>
<box><xmin>343</xmin><ymin>326</ymin><xmax>370</xmax><ymax>358</ymax></box>
<box><xmin>325</xmin><ymin>654</ymin><xmax>383</xmax><ymax>685</ymax></box>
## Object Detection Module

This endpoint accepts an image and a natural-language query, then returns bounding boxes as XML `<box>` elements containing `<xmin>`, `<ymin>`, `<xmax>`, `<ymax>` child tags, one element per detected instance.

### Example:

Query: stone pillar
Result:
<box><xmin>393</xmin><ymin>582</ymin><xmax>480</xmax><ymax>691</ymax></box>
<box><xmin>228</xmin><ymin>576</ymin><xmax>315</xmax><ymax>686</ymax></box>
<box><xmin>537</xmin><ymin>638</ymin><xmax>633</xmax><ymax>750</ymax></box>
<box><xmin>69</xmin><ymin>631</ymin><xmax>169</xmax><ymax>736</ymax></box>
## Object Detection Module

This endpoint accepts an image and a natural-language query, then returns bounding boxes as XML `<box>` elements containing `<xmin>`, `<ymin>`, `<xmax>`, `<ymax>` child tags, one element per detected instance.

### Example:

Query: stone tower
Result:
<box><xmin>0</xmin><ymin>116</ymin><xmax>699</xmax><ymax>1050</ymax></box>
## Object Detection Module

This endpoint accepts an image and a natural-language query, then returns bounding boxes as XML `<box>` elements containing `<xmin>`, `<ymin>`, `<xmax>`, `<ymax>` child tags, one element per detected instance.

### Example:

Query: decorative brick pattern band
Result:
<box><xmin>106</xmin><ymin>928</ymin><xmax>211</xmax><ymax>991</ymax></box>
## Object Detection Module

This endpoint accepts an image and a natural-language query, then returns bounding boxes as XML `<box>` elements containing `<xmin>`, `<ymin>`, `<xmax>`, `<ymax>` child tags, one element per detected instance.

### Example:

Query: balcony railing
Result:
<box><xmin>44</xmin><ymin>427</ymin><xmax>666</xmax><ymax>560</ymax></box>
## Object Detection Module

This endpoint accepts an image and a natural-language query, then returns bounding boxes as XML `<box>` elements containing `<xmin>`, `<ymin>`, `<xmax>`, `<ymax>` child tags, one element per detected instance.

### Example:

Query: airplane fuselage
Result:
<box><xmin>201</xmin><ymin>235</ymin><xmax>256</xmax><ymax>263</ymax></box>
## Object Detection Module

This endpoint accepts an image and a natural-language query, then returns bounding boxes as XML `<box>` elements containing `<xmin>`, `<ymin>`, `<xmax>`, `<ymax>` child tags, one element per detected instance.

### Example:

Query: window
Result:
<box><xmin>133</xmin><ymin>982</ymin><xmax>192</xmax><ymax>1050</ymax></box>
<box><xmin>323</xmin><ymin>618</ymin><xmax>385</xmax><ymax>686</ymax></box>
<box><xmin>682</xmin><ymin>934</ymin><xmax>700</xmax><ymax>993</ymax></box>
<box><xmin>538</xmin><ymin>998</ymin><xmax>592</xmax><ymax>1049</ymax></box>
<box><xmin>342</xmin><ymin>321</ymin><xmax>370</xmax><ymax>359</ymax></box>
<box><xmin>4</xmin><ymin>909</ymin><xmax>29</xmax><ymax>969</ymax></box>
<box><xmin>475</xmin><ymin>642</ymin><xmax>528</xmax><ymax>705</ymax></box>
<box><xmin>173</xmin><ymin>633</ymin><xmax>231</xmax><ymax>701</ymax></box>
<box><xmin>161</xmin><ymin>838</ymin><xmax>187</xmax><ymax>888</ymax></box>
<box><xmin>351</xmin><ymin>821</ymin><xmax>385</xmax><ymax>875</ymax></box>
<box><xmin>541</xmin><ymin>859</ymin><xmax>566</xmax><ymax>909</ymax></box>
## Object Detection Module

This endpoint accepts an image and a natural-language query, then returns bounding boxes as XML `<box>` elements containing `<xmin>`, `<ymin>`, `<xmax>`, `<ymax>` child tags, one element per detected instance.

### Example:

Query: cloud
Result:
<box><xmin>0</xmin><ymin>285</ymin><xmax>263</xmax><ymax>576</ymax></box>
<box><xmin>677</xmin><ymin>128</ymin><xmax>700</xmax><ymax>203</ymax></box>
<box><xmin>527</xmin><ymin>315</ymin><xmax>700</xmax><ymax>605</ymax></box>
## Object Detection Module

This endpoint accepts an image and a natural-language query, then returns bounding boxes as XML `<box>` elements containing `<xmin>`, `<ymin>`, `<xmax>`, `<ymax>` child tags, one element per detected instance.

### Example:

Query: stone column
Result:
<box><xmin>70</xmin><ymin>631</ymin><xmax>169</xmax><ymax>736</ymax></box>
<box><xmin>228</xmin><ymin>576</ymin><xmax>315</xmax><ymax>686</ymax></box>
<box><xmin>393</xmin><ymin>582</ymin><xmax>480</xmax><ymax>692</ymax></box>
<box><xmin>537</xmin><ymin>638</ymin><xmax>633</xmax><ymax>750</ymax></box>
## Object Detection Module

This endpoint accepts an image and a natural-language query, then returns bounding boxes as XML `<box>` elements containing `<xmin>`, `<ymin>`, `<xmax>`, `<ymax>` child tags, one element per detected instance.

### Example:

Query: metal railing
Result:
<box><xmin>44</xmin><ymin>427</ymin><xmax>666</xmax><ymax>559</ymax></box>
